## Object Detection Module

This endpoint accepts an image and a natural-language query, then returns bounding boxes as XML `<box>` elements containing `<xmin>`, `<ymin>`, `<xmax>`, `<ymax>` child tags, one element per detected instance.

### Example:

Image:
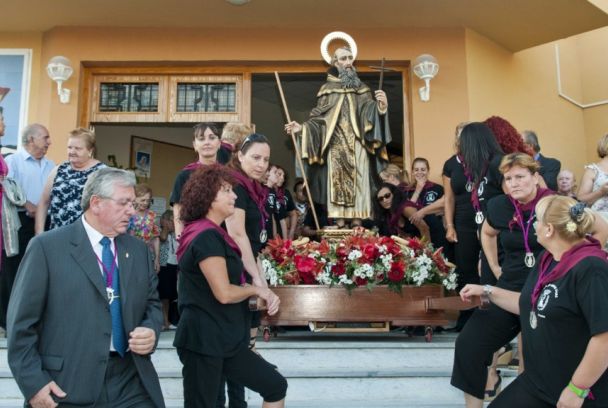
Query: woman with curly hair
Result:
<box><xmin>174</xmin><ymin>164</ymin><xmax>286</xmax><ymax>408</ymax></box>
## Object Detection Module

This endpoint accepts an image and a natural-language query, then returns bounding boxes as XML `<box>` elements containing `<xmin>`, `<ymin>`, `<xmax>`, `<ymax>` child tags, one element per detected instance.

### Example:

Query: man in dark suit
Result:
<box><xmin>522</xmin><ymin>130</ymin><xmax>561</xmax><ymax>191</ymax></box>
<box><xmin>7</xmin><ymin>168</ymin><xmax>165</xmax><ymax>408</ymax></box>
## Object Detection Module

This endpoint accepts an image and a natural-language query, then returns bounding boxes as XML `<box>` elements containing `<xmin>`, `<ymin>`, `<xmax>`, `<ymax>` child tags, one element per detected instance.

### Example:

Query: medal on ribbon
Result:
<box><xmin>525</xmin><ymin>252</ymin><xmax>536</xmax><ymax>268</ymax></box>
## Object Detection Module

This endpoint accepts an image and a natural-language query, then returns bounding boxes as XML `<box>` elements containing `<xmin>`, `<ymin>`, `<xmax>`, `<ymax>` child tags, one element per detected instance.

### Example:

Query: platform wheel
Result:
<box><xmin>425</xmin><ymin>326</ymin><xmax>433</xmax><ymax>342</ymax></box>
<box><xmin>263</xmin><ymin>326</ymin><xmax>271</xmax><ymax>342</ymax></box>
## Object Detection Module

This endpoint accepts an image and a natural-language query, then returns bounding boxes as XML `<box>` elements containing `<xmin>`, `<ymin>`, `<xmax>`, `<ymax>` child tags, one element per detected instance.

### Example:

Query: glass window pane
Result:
<box><xmin>99</xmin><ymin>83</ymin><xmax>159</xmax><ymax>112</ymax></box>
<box><xmin>176</xmin><ymin>83</ymin><xmax>236</xmax><ymax>112</ymax></box>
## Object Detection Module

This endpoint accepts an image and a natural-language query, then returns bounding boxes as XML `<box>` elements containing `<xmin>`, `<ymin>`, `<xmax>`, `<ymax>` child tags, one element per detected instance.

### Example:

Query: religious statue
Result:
<box><xmin>284</xmin><ymin>32</ymin><xmax>391</xmax><ymax>227</ymax></box>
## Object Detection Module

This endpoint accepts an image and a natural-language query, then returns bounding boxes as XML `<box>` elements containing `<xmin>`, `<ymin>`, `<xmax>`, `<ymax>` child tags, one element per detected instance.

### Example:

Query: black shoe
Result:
<box><xmin>484</xmin><ymin>370</ymin><xmax>502</xmax><ymax>401</ymax></box>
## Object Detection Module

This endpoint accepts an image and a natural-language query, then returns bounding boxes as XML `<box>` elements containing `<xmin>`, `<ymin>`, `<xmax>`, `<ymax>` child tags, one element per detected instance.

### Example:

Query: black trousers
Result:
<box><xmin>216</xmin><ymin>376</ymin><xmax>246</xmax><ymax>408</ymax></box>
<box><xmin>451</xmin><ymin>303</ymin><xmax>520</xmax><ymax>399</ymax></box>
<box><xmin>177</xmin><ymin>347</ymin><xmax>287</xmax><ymax>408</ymax></box>
<box><xmin>0</xmin><ymin>213</ymin><xmax>35</xmax><ymax>328</ymax></box>
<box><xmin>453</xmin><ymin>227</ymin><xmax>481</xmax><ymax>290</ymax></box>
<box><xmin>489</xmin><ymin>376</ymin><xmax>553</xmax><ymax>407</ymax></box>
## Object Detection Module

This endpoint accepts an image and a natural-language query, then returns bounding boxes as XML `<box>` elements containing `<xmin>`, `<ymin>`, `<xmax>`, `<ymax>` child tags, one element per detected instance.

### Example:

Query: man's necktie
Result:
<box><xmin>100</xmin><ymin>237</ymin><xmax>127</xmax><ymax>356</ymax></box>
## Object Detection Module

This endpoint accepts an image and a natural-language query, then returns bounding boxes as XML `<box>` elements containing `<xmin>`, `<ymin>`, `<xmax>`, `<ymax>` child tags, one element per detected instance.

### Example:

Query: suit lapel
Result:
<box><xmin>70</xmin><ymin>221</ymin><xmax>107</xmax><ymax>301</ymax></box>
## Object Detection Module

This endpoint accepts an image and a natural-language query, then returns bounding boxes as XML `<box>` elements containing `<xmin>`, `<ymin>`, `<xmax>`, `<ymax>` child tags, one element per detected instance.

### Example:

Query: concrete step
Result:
<box><xmin>0</xmin><ymin>332</ymin><xmax>518</xmax><ymax>406</ymax></box>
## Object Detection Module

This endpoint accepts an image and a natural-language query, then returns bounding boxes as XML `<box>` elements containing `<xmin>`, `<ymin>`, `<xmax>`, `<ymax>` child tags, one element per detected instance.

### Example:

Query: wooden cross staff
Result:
<box><xmin>274</xmin><ymin>71</ymin><xmax>321</xmax><ymax>231</ymax></box>
<box><xmin>369</xmin><ymin>58</ymin><xmax>397</xmax><ymax>91</ymax></box>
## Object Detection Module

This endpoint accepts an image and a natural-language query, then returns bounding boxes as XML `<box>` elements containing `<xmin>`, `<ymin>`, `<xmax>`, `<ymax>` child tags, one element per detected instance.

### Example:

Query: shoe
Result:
<box><xmin>507</xmin><ymin>358</ymin><xmax>520</xmax><ymax>370</ymax></box>
<box><xmin>496</xmin><ymin>344</ymin><xmax>513</xmax><ymax>367</ymax></box>
<box><xmin>0</xmin><ymin>326</ymin><xmax>6</xmax><ymax>338</ymax></box>
<box><xmin>484</xmin><ymin>370</ymin><xmax>502</xmax><ymax>402</ymax></box>
<box><xmin>168</xmin><ymin>324</ymin><xmax>177</xmax><ymax>330</ymax></box>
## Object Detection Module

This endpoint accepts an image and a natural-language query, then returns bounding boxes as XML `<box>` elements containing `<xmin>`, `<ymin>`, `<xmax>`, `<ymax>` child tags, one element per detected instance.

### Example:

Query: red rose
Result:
<box><xmin>354</xmin><ymin>277</ymin><xmax>368</xmax><ymax>286</ymax></box>
<box><xmin>336</xmin><ymin>245</ymin><xmax>348</xmax><ymax>259</ymax></box>
<box><xmin>362</xmin><ymin>243</ymin><xmax>378</xmax><ymax>261</ymax></box>
<box><xmin>388</xmin><ymin>261</ymin><xmax>405</xmax><ymax>282</ymax></box>
<box><xmin>407</xmin><ymin>237</ymin><xmax>424</xmax><ymax>251</ymax></box>
<box><xmin>332</xmin><ymin>262</ymin><xmax>346</xmax><ymax>276</ymax></box>
<box><xmin>294</xmin><ymin>255</ymin><xmax>316</xmax><ymax>273</ymax></box>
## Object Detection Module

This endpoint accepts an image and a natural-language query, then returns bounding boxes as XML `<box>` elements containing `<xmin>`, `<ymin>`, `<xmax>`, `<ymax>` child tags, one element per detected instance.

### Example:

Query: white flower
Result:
<box><xmin>338</xmin><ymin>274</ymin><xmax>353</xmax><ymax>285</ymax></box>
<box><xmin>415</xmin><ymin>254</ymin><xmax>433</xmax><ymax>268</ymax></box>
<box><xmin>377</xmin><ymin>244</ymin><xmax>387</xmax><ymax>255</ymax></box>
<box><xmin>353</xmin><ymin>263</ymin><xmax>374</xmax><ymax>279</ymax></box>
<box><xmin>411</xmin><ymin>267</ymin><xmax>430</xmax><ymax>286</ymax></box>
<box><xmin>316</xmin><ymin>270</ymin><xmax>333</xmax><ymax>285</ymax></box>
<box><xmin>262</xmin><ymin>259</ymin><xmax>279</xmax><ymax>286</ymax></box>
<box><xmin>380</xmin><ymin>254</ymin><xmax>393</xmax><ymax>270</ymax></box>
<box><xmin>348</xmin><ymin>249</ymin><xmax>362</xmax><ymax>261</ymax></box>
<box><xmin>442</xmin><ymin>272</ymin><xmax>458</xmax><ymax>290</ymax></box>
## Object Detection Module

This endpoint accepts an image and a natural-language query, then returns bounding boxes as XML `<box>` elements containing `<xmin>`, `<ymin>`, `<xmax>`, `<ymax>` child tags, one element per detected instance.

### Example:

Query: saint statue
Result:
<box><xmin>285</xmin><ymin>32</ymin><xmax>391</xmax><ymax>226</ymax></box>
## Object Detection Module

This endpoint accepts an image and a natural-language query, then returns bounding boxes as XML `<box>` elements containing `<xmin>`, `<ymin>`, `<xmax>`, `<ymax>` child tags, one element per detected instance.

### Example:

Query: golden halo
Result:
<box><xmin>320</xmin><ymin>31</ymin><xmax>358</xmax><ymax>65</ymax></box>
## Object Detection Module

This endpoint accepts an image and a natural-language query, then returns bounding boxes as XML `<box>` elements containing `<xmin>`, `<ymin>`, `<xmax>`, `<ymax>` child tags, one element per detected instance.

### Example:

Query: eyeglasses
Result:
<box><xmin>240</xmin><ymin>133</ymin><xmax>268</xmax><ymax>152</ymax></box>
<box><xmin>104</xmin><ymin>197</ymin><xmax>136</xmax><ymax>208</ymax></box>
<box><xmin>376</xmin><ymin>192</ymin><xmax>392</xmax><ymax>202</ymax></box>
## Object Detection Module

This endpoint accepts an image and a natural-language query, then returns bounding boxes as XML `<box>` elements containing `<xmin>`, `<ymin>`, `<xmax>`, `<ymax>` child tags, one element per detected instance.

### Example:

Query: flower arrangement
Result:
<box><xmin>260</xmin><ymin>232</ymin><xmax>457</xmax><ymax>293</ymax></box>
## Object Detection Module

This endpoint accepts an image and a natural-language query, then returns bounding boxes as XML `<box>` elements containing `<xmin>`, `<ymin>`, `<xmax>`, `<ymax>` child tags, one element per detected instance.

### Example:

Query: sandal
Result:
<box><xmin>496</xmin><ymin>344</ymin><xmax>513</xmax><ymax>367</ymax></box>
<box><xmin>484</xmin><ymin>370</ymin><xmax>502</xmax><ymax>402</ymax></box>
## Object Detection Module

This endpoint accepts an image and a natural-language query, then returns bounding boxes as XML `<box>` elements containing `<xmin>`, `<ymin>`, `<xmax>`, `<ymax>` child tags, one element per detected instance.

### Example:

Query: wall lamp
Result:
<box><xmin>47</xmin><ymin>56</ymin><xmax>73</xmax><ymax>104</ymax></box>
<box><xmin>413</xmin><ymin>54</ymin><xmax>439</xmax><ymax>102</ymax></box>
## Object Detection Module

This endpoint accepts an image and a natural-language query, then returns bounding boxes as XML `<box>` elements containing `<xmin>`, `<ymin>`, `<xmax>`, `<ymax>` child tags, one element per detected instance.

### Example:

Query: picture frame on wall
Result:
<box><xmin>0</xmin><ymin>49</ymin><xmax>32</xmax><ymax>152</ymax></box>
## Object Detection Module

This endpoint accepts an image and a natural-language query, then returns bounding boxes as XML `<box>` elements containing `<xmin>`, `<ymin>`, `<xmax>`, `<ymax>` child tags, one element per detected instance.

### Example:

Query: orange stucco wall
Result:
<box><xmin>2</xmin><ymin>24</ymin><xmax>608</xmax><ymax>186</ymax></box>
<box><xmin>12</xmin><ymin>26</ymin><xmax>469</xmax><ymax>182</ymax></box>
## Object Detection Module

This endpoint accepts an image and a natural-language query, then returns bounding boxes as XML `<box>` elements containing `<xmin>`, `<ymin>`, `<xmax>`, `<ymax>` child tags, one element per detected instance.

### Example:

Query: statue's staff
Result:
<box><xmin>274</xmin><ymin>71</ymin><xmax>320</xmax><ymax>231</ymax></box>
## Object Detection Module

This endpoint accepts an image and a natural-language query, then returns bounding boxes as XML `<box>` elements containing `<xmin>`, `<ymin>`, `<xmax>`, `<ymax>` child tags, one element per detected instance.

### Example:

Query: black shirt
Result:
<box><xmin>486</xmin><ymin>194</ymin><xmax>543</xmax><ymax>291</ymax></box>
<box><xmin>234</xmin><ymin>184</ymin><xmax>266</xmax><ymax>256</ymax></box>
<box><xmin>518</xmin><ymin>255</ymin><xmax>608</xmax><ymax>405</ymax></box>
<box><xmin>174</xmin><ymin>229</ymin><xmax>249</xmax><ymax>357</ymax></box>
<box><xmin>169</xmin><ymin>169</ymin><xmax>194</xmax><ymax>206</ymax></box>
<box><xmin>442</xmin><ymin>154</ymin><xmax>503</xmax><ymax>232</ymax></box>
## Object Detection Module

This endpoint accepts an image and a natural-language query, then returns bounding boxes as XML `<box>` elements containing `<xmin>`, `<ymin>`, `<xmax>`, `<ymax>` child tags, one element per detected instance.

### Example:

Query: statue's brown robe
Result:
<box><xmin>300</xmin><ymin>73</ymin><xmax>391</xmax><ymax>219</ymax></box>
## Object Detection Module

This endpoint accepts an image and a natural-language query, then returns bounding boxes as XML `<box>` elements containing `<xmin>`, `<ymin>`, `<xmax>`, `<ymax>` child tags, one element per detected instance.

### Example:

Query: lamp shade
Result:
<box><xmin>47</xmin><ymin>56</ymin><xmax>73</xmax><ymax>83</ymax></box>
<box><xmin>413</xmin><ymin>54</ymin><xmax>439</xmax><ymax>81</ymax></box>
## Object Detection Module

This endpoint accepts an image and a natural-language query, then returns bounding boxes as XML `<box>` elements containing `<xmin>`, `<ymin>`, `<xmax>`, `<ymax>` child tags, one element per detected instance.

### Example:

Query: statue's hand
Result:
<box><xmin>375</xmin><ymin>90</ymin><xmax>388</xmax><ymax>111</ymax></box>
<box><xmin>284</xmin><ymin>121</ymin><xmax>302</xmax><ymax>135</ymax></box>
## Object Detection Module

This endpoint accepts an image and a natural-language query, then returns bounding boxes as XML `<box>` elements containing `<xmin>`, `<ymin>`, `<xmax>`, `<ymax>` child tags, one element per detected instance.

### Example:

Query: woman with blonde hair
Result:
<box><xmin>379</xmin><ymin>163</ymin><xmax>408</xmax><ymax>191</ymax></box>
<box><xmin>460</xmin><ymin>195</ymin><xmax>608</xmax><ymax>407</ymax></box>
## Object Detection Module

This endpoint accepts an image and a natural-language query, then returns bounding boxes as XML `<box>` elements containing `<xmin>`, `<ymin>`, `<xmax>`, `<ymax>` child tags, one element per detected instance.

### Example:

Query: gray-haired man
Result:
<box><xmin>8</xmin><ymin>168</ymin><xmax>165</xmax><ymax>408</ymax></box>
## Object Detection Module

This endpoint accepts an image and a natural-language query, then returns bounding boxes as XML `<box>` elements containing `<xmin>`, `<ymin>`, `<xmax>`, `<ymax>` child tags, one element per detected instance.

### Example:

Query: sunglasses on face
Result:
<box><xmin>376</xmin><ymin>192</ymin><xmax>392</xmax><ymax>202</ymax></box>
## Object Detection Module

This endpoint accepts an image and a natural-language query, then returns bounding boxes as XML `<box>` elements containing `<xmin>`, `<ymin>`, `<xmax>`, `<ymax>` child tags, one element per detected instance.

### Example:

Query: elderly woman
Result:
<box><xmin>35</xmin><ymin>128</ymin><xmax>105</xmax><ymax>234</ymax></box>
<box><xmin>558</xmin><ymin>169</ymin><xmax>577</xmax><ymax>198</ymax></box>
<box><xmin>578</xmin><ymin>134</ymin><xmax>608</xmax><ymax>221</ymax></box>
<box><xmin>460</xmin><ymin>195</ymin><xmax>608</xmax><ymax>407</ymax></box>
<box><xmin>174</xmin><ymin>164</ymin><xmax>286</xmax><ymax>408</ymax></box>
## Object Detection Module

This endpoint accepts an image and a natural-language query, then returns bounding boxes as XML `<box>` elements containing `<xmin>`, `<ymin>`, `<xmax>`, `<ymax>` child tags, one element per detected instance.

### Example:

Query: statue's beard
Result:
<box><xmin>338</xmin><ymin>66</ymin><xmax>362</xmax><ymax>89</ymax></box>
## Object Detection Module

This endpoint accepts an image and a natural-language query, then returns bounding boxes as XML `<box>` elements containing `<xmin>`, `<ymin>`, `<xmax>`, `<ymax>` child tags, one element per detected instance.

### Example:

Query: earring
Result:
<box><xmin>545</xmin><ymin>233</ymin><xmax>550</xmax><ymax>237</ymax></box>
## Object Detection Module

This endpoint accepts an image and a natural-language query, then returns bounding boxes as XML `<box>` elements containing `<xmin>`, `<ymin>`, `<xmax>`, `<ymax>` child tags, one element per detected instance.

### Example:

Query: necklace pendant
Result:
<box><xmin>530</xmin><ymin>310</ymin><xmax>538</xmax><ymax>329</ymax></box>
<box><xmin>465</xmin><ymin>181</ymin><xmax>474</xmax><ymax>193</ymax></box>
<box><xmin>475</xmin><ymin>211</ymin><xmax>484</xmax><ymax>225</ymax></box>
<box><xmin>259</xmin><ymin>229</ymin><xmax>268</xmax><ymax>243</ymax></box>
<box><xmin>525</xmin><ymin>252</ymin><xmax>535</xmax><ymax>268</ymax></box>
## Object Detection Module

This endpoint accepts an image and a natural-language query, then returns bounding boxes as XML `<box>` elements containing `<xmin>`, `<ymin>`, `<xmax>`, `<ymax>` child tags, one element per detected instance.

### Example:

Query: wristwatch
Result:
<box><xmin>568</xmin><ymin>381</ymin><xmax>591</xmax><ymax>399</ymax></box>
<box><xmin>483</xmin><ymin>284</ymin><xmax>493</xmax><ymax>297</ymax></box>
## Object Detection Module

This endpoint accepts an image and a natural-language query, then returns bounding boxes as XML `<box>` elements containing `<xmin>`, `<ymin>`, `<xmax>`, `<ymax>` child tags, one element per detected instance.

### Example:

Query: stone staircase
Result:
<box><xmin>0</xmin><ymin>330</ymin><xmax>516</xmax><ymax>407</ymax></box>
